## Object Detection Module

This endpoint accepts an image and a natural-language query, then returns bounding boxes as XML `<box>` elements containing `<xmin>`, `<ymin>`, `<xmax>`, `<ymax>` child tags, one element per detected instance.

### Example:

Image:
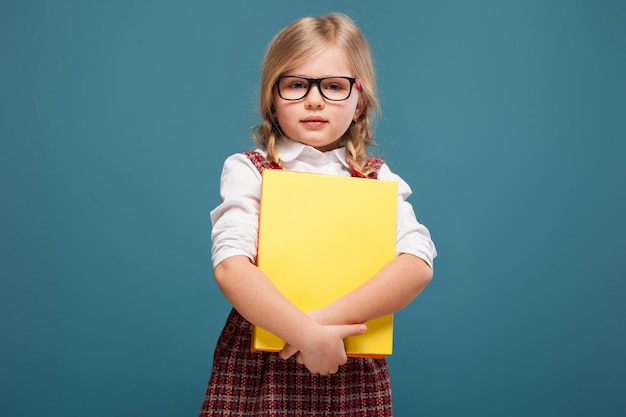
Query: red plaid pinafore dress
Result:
<box><xmin>198</xmin><ymin>152</ymin><xmax>392</xmax><ymax>417</ymax></box>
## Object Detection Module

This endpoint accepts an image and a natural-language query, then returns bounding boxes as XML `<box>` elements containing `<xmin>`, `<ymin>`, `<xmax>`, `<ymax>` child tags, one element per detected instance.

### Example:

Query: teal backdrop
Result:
<box><xmin>1</xmin><ymin>1</ymin><xmax>625</xmax><ymax>416</ymax></box>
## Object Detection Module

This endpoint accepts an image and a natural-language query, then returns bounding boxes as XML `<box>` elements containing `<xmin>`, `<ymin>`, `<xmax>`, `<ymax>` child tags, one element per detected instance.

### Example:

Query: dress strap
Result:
<box><xmin>351</xmin><ymin>157</ymin><xmax>385</xmax><ymax>179</ymax></box>
<box><xmin>242</xmin><ymin>151</ymin><xmax>282</xmax><ymax>174</ymax></box>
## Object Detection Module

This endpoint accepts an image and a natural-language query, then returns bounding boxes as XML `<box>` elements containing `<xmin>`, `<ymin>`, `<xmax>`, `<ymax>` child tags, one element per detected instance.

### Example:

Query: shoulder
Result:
<box><xmin>241</xmin><ymin>150</ymin><xmax>281</xmax><ymax>173</ymax></box>
<box><xmin>221</xmin><ymin>150</ymin><xmax>266</xmax><ymax>172</ymax></box>
<box><xmin>217</xmin><ymin>151</ymin><xmax>267</xmax><ymax>190</ymax></box>
<box><xmin>375</xmin><ymin>160</ymin><xmax>413</xmax><ymax>200</ymax></box>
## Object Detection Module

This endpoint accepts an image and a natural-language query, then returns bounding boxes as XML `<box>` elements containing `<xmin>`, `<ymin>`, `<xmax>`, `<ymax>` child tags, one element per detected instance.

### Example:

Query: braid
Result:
<box><xmin>345</xmin><ymin>138</ymin><xmax>359</xmax><ymax>168</ymax></box>
<box><xmin>265</xmin><ymin>134</ymin><xmax>280</xmax><ymax>165</ymax></box>
<box><xmin>344</xmin><ymin>113</ymin><xmax>376</xmax><ymax>176</ymax></box>
<box><xmin>252</xmin><ymin>118</ymin><xmax>281</xmax><ymax>166</ymax></box>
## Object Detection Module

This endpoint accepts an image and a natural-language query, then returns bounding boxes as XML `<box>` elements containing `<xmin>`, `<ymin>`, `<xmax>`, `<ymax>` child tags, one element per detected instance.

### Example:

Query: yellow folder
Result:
<box><xmin>252</xmin><ymin>169</ymin><xmax>397</xmax><ymax>357</ymax></box>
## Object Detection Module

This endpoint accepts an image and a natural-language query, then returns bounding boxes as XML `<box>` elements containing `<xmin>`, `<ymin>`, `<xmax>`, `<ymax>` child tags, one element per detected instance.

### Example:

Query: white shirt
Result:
<box><xmin>210</xmin><ymin>139</ymin><xmax>437</xmax><ymax>269</ymax></box>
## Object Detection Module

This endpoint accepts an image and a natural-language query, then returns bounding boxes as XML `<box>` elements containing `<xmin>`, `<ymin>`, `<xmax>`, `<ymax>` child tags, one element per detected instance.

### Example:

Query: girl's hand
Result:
<box><xmin>280</xmin><ymin>323</ymin><xmax>367</xmax><ymax>375</ymax></box>
<box><xmin>280</xmin><ymin>309</ymin><xmax>327</xmax><ymax>360</ymax></box>
<box><xmin>279</xmin><ymin>343</ymin><xmax>299</xmax><ymax>360</ymax></box>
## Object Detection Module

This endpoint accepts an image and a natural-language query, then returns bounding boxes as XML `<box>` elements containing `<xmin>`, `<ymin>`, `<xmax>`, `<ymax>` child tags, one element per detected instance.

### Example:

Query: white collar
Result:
<box><xmin>275</xmin><ymin>138</ymin><xmax>351</xmax><ymax>170</ymax></box>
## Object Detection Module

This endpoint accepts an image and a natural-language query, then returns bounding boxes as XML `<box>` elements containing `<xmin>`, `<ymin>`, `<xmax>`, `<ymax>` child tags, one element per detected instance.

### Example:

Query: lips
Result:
<box><xmin>301</xmin><ymin>116</ymin><xmax>327</xmax><ymax>128</ymax></box>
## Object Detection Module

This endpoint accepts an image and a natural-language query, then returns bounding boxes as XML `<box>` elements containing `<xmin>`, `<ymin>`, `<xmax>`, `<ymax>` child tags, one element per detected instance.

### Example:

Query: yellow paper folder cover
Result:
<box><xmin>253</xmin><ymin>169</ymin><xmax>397</xmax><ymax>357</ymax></box>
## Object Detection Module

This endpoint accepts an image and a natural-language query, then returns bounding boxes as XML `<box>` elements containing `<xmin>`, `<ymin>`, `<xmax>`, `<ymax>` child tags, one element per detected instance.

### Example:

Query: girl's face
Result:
<box><xmin>272</xmin><ymin>44</ymin><xmax>364</xmax><ymax>152</ymax></box>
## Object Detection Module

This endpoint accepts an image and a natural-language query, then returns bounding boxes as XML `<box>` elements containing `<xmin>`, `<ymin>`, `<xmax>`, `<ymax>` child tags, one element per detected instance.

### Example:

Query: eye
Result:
<box><xmin>290</xmin><ymin>82</ymin><xmax>307</xmax><ymax>89</ymax></box>
<box><xmin>321</xmin><ymin>78</ymin><xmax>349</xmax><ymax>92</ymax></box>
<box><xmin>282</xmin><ymin>78</ymin><xmax>308</xmax><ymax>90</ymax></box>
<box><xmin>325</xmin><ymin>83</ymin><xmax>344</xmax><ymax>91</ymax></box>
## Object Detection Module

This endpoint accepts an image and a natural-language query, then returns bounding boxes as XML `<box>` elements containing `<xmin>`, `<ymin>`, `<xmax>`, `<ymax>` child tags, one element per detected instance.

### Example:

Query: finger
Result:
<box><xmin>326</xmin><ymin>366</ymin><xmax>338</xmax><ymax>375</ymax></box>
<box><xmin>296</xmin><ymin>352</ymin><xmax>304</xmax><ymax>364</ymax></box>
<box><xmin>279</xmin><ymin>344</ymin><xmax>299</xmax><ymax>360</ymax></box>
<box><xmin>316</xmin><ymin>366</ymin><xmax>337</xmax><ymax>376</ymax></box>
<box><xmin>335</xmin><ymin>323</ymin><xmax>367</xmax><ymax>339</ymax></box>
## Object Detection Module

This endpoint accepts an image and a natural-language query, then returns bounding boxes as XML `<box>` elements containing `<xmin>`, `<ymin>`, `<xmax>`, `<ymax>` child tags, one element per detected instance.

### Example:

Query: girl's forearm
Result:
<box><xmin>317</xmin><ymin>253</ymin><xmax>433</xmax><ymax>325</ymax></box>
<box><xmin>213</xmin><ymin>255</ymin><xmax>319</xmax><ymax>348</ymax></box>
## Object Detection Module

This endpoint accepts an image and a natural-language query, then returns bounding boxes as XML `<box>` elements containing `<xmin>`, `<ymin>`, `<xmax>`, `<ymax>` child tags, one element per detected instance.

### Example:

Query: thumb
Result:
<box><xmin>334</xmin><ymin>323</ymin><xmax>367</xmax><ymax>339</ymax></box>
<box><xmin>279</xmin><ymin>344</ymin><xmax>299</xmax><ymax>360</ymax></box>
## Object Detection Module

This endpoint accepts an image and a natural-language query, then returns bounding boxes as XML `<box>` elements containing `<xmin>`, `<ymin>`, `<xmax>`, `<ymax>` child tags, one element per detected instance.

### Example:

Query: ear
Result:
<box><xmin>353</xmin><ymin>96</ymin><xmax>367</xmax><ymax>122</ymax></box>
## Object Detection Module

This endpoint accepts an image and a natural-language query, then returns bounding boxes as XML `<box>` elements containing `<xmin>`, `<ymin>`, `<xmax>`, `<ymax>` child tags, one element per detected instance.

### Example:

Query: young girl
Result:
<box><xmin>198</xmin><ymin>13</ymin><xmax>436</xmax><ymax>417</ymax></box>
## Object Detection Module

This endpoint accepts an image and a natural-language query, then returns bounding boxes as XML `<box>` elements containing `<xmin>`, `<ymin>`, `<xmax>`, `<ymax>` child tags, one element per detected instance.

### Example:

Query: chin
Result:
<box><xmin>307</xmin><ymin>142</ymin><xmax>339</xmax><ymax>151</ymax></box>
<box><xmin>295</xmin><ymin>136</ymin><xmax>340</xmax><ymax>149</ymax></box>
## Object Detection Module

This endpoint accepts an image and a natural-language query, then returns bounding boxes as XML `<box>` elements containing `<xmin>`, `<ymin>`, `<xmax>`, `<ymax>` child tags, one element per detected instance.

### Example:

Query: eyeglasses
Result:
<box><xmin>275</xmin><ymin>76</ymin><xmax>358</xmax><ymax>101</ymax></box>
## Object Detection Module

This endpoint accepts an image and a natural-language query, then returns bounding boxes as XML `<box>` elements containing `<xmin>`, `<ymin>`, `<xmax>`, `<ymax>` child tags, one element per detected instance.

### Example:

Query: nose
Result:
<box><xmin>304</xmin><ymin>83</ymin><xmax>325</xmax><ymax>109</ymax></box>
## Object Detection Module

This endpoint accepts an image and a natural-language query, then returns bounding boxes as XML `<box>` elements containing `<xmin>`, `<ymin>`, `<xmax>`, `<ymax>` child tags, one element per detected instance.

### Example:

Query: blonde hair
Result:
<box><xmin>251</xmin><ymin>13</ymin><xmax>380</xmax><ymax>175</ymax></box>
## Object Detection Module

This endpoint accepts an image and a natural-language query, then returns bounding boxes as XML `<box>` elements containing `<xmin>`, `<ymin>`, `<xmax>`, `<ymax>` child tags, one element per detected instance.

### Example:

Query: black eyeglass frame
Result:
<box><xmin>275</xmin><ymin>76</ymin><xmax>357</xmax><ymax>102</ymax></box>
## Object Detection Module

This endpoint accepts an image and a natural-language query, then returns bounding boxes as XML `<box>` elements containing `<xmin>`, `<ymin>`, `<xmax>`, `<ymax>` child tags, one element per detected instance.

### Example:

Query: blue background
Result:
<box><xmin>1</xmin><ymin>1</ymin><xmax>625</xmax><ymax>416</ymax></box>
